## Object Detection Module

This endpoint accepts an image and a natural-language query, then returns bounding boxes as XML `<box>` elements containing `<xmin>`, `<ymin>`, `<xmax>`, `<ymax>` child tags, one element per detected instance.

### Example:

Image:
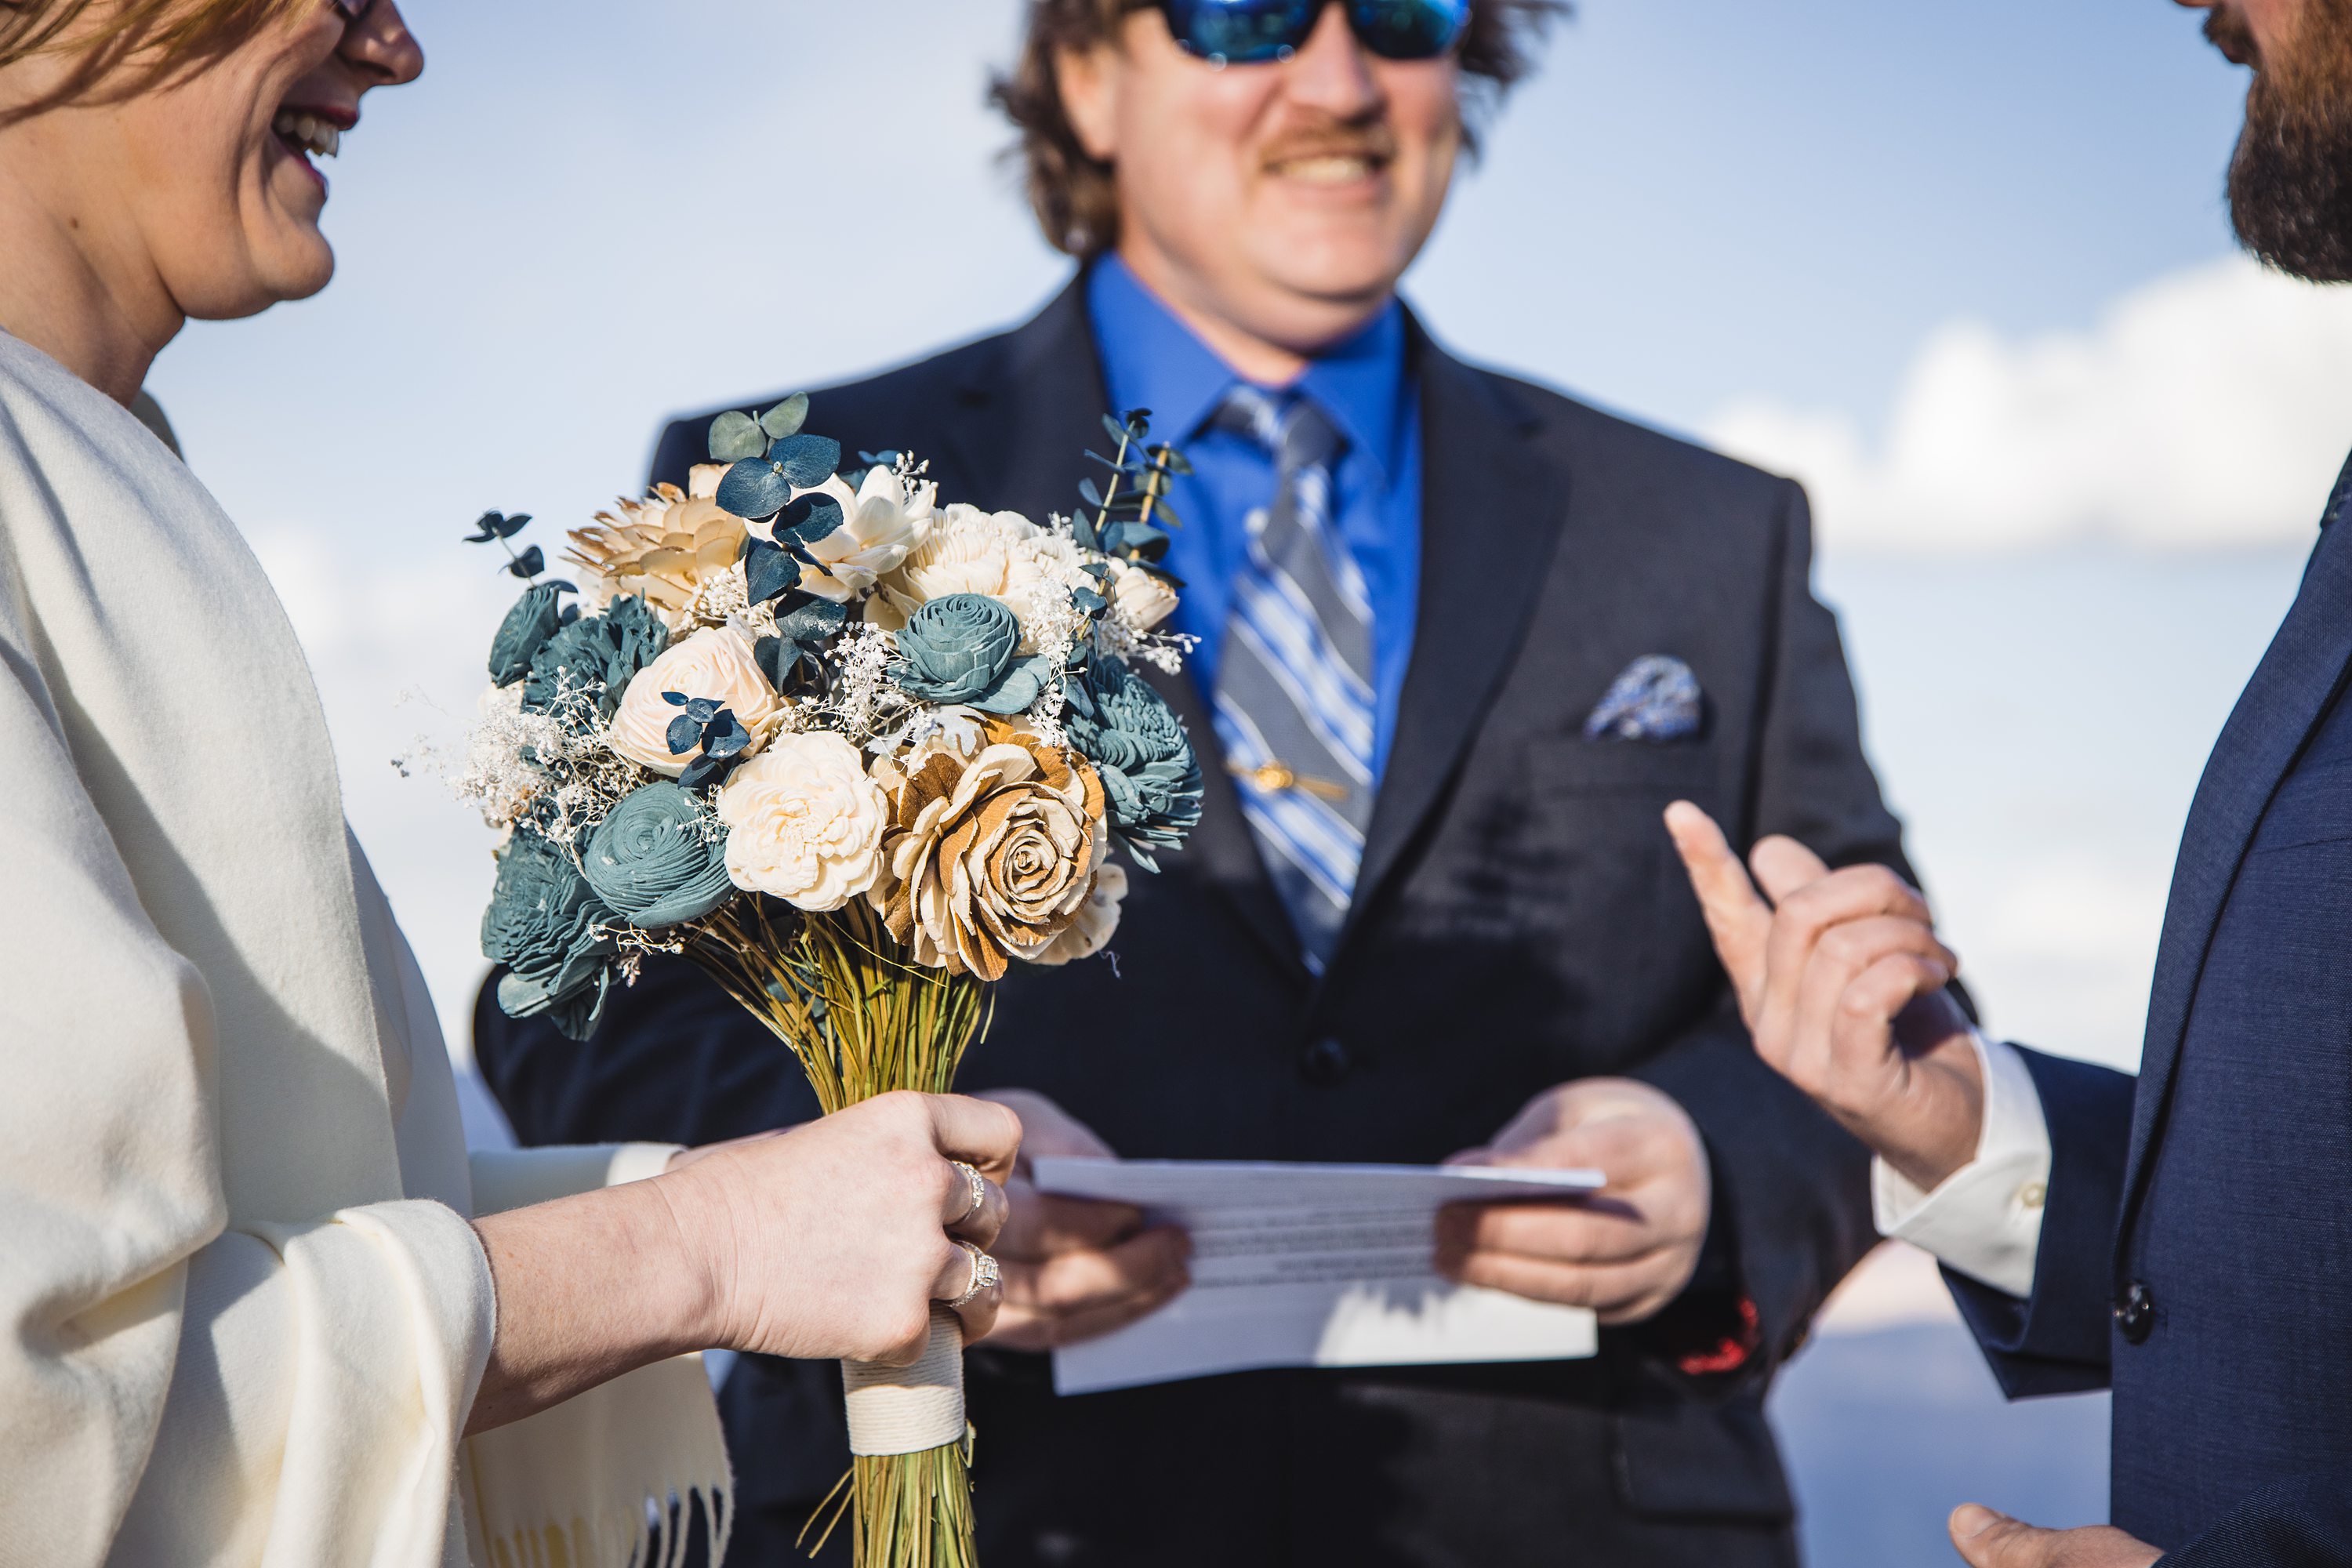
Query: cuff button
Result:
<box><xmin>2016</xmin><ymin>1181</ymin><xmax>2047</xmax><ymax>1210</ymax></box>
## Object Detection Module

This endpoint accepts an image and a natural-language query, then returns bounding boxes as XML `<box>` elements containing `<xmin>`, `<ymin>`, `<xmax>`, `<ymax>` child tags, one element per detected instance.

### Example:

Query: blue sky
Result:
<box><xmin>143</xmin><ymin>0</ymin><xmax>2337</xmax><ymax>1084</ymax></box>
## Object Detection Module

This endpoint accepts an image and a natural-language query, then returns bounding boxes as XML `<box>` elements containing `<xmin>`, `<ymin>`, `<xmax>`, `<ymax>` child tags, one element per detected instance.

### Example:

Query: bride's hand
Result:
<box><xmin>661</xmin><ymin>1091</ymin><xmax>1021</xmax><ymax>1365</ymax></box>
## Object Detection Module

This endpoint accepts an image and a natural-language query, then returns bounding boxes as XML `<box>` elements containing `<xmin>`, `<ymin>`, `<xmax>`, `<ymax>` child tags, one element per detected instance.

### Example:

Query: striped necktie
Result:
<box><xmin>1211</xmin><ymin>385</ymin><xmax>1375</xmax><ymax>975</ymax></box>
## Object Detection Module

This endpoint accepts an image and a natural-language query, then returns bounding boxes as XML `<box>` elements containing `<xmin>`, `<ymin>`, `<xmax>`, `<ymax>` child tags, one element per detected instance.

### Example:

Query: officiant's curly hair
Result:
<box><xmin>2</xmin><ymin>0</ymin><xmax>303</xmax><ymax>119</ymax></box>
<box><xmin>994</xmin><ymin>0</ymin><xmax>1566</xmax><ymax>259</ymax></box>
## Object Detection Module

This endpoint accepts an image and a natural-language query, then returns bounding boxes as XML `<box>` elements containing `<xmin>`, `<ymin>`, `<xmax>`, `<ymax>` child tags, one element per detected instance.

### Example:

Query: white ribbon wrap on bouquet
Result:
<box><xmin>840</xmin><ymin>1307</ymin><xmax>967</xmax><ymax>1456</ymax></box>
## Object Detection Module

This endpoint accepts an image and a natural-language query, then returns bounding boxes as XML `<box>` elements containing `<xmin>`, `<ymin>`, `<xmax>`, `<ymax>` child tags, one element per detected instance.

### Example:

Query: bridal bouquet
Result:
<box><xmin>455</xmin><ymin>399</ymin><xmax>1198</xmax><ymax>1566</ymax></box>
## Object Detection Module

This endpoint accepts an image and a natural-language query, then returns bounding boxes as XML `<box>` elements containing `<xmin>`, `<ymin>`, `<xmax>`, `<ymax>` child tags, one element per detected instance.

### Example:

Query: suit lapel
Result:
<box><xmin>941</xmin><ymin>277</ymin><xmax>1102</xmax><ymax>519</ymax></box>
<box><xmin>2122</xmin><ymin>461</ymin><xmax>2352</xmax><ymax>1238</ymax></box>
<box><xmin>1329</xmin><ymin>330</ymin><xmax>1571</xmax><ymax>966</ymax></box>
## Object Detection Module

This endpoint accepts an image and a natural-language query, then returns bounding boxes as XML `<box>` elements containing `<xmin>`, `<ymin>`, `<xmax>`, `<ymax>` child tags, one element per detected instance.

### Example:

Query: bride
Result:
<box><xmin>0</xmin><ymin>2</ymin><xmax>1018</xmax><ymax>1563</ymax></box>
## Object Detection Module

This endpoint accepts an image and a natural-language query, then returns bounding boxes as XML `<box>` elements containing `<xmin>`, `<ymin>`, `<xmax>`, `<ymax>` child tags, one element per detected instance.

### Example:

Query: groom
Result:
<box><xmin>480</xmin><ymin>2</ymin><xmax>1921</xmax><ymax>1563</ymax></box>
<box><xmin>1670</xmin><ymin>1</ymin><xmax>2352</xmax><ymax>1564</ymax></box>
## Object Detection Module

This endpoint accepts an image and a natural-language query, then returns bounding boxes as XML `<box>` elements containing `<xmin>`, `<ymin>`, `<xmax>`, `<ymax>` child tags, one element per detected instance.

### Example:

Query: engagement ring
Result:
<box><xmin>948</xmin><ymin>1241</ymin><xmax>1000</xmax><ymax>1309</ymax></box>
<box><xmin>949</xmin><ymin>1160</ymin><xmax>988</xmax><ymax>1225</ymax></box>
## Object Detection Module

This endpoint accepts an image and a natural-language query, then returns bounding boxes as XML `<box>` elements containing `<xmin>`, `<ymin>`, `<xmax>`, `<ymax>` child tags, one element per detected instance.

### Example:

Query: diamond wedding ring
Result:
<box><xmin>948</xmin><ymin>1160</ymin><xmax>988</xmax><ymax>1225</ymax></box>
<box><xmin>947</xmin><ymin>1240</ymin><xmax>1000</xmax><ymax>1310</ymax></box>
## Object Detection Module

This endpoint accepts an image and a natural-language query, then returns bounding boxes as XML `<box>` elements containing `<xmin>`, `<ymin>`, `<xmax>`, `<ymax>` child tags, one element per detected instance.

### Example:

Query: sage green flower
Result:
<box><xmin>481</xmin><ymin>830</ymin><xmax>618</xmax><ymax>1039</ymax></box>
<box><xmin>488</xmin><ymin>581</ymin><xmax>572</xmax><ymax>688</ymax></box>
<box><xmin>1064</xmin><ymin>655</ymin><xmax>1201</xmax><ymax>869</ymax></box>
<box><xmin>891</xmin><ymin>592</ymin><xmax>1051</xmax><ymax>714</ymax></box>
<box><xmin>524</xmin><ymin>594</ymin><xmax>671</xmax><ymax>720</ymax></box>
<box><xmin>582</xmin><ymin>782</ymin><xmax>736</xmax><ymax>930</ymax></box>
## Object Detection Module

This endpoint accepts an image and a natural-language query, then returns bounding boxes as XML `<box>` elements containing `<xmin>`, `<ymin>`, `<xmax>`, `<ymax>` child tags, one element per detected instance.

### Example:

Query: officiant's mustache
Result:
<box><xmin>1259</xmin><ymin>118</ymin><xmax>1401</xmax><ymax>176</ymax></box>
<box><xmin>2224</xmin><ymin>0</ymin><xmax>2352</xmax><ymax>282</ymax></box>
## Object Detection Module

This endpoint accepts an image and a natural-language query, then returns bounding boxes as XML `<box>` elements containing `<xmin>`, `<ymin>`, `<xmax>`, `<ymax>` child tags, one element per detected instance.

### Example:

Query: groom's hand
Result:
<box><xmin>1664</xmin><ymin>802</ymin><xmax>1984</xmax><ymax>1194</ymax></box>
<box><xmin>1435</xmin><ymin>1078</ymin><xmax>1710</xmax><ymax>1325</ymax></box>
<box><xmin>1950</xmin><ymin>1505</ymin><xmax>2161</xmax><ymax>1568</ymax></box>
<box><xmin>969</xmin><ymin>1089</ymin><xmax>1191</xmax><ymax>1351</ymax></box>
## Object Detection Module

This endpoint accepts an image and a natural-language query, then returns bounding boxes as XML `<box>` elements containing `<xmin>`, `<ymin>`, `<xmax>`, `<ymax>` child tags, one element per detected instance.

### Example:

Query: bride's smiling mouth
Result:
<box><xmin>270</xmin><ymin>103</ymin><xmax>354</xmax><ymax>191</ymax></box>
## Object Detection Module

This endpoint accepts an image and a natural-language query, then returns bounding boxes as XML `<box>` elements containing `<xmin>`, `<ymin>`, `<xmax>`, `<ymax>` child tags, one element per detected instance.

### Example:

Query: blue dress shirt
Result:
<box><xmin>1086</xmin><ymin>256</ymin><xmax>1423</xmax><ymax>779</ymax></box>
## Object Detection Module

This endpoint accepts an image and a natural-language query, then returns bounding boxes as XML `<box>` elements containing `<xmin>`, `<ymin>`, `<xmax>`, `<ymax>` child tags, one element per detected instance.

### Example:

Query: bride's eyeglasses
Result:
<box><xmin>1127</xmin><ymin>0</ymin><xmax>1473</xmax><ymax>66</ymax></box>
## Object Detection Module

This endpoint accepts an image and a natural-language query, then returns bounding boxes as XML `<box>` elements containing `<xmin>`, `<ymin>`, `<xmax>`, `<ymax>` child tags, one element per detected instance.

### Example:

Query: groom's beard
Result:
<box><xmin>2226</xmin><ymin>0</ymin><xmax>2352</xmax><ymax>283</ymax></box>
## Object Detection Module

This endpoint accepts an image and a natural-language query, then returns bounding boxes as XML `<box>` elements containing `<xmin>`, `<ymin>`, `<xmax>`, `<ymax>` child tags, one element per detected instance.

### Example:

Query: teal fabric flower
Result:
<box><xmin>1064</xmin><ymin>655</ymin><xmax>1201</xmax><ymax>869</ymax></box>
<box><xmin>582</xmin><ymin>782</ymin><xmax>736</xmax><ymax>930</ymax></box>
<box><xmin>524</xmin><ymin>594</ymin><xmax>671</xmax><ymax>720</ymax></box>
<box><xmin>489</xmin><ymin>581</ymin><xmax>574</xmax><ymax>688</ymax></box>
<box><xmin>481</xmin><ymin>830</ymin><xmax>619</xmax><ymax>1040</ymax></box>
<box><xmin>891</xmin><ymin>593</ymin><xmax>1053</xmax><ymax>715</ymax></box>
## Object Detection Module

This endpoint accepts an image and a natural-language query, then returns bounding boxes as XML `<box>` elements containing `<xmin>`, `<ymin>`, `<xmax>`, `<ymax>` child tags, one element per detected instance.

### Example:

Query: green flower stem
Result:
<box><xmin>681</xmin><ymin>901</ymin><xmax>989</xmax><ymax>1568</ymax></box>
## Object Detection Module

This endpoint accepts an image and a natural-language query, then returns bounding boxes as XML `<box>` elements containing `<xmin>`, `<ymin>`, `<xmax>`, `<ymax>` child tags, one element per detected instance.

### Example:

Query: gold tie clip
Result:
<box><xmin>1230</xmin><ymin>758</ymin><xmax>1351</xmax><ymax>802</ymax></box>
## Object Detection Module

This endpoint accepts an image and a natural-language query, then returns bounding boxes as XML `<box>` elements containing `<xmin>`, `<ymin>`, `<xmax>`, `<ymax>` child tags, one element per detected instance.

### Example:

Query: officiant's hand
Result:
<box><xmin>1435</xmin><ymin>1078</ymin><xmax>1711</xmax><ymax>1325</ymax></box>
<box><xmin>970</xmin><ymin>1089</ymin><xmax>1192</xmax><ymax>1351</ymax></box>
<box><xmin>1665</xmin><ymin>801</ymin><xmax>1984</xmax><ymax>1193</ymax></box>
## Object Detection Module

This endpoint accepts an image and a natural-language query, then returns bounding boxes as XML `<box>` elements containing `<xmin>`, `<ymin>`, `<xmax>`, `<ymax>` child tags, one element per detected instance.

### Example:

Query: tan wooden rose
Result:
<box><xmin>868</xmin><ymin>720</ymin><xmax>1109</xmax><ymax>980</ymax></box>
<box><xmin>567</xmin><ymin>463</ymin><xmax>746</xmax><ymax>628</ymax></box>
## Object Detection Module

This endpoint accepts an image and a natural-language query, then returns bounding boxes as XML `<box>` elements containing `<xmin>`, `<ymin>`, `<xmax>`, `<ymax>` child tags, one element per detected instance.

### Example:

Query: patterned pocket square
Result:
<box><xmin>1583</xmin><ymin>655</ymin><xmax>1703</xmax><ymax>742</ymax></box>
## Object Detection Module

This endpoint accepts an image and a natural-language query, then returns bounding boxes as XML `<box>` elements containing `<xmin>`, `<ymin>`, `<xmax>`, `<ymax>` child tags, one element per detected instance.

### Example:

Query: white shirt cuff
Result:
<box><xmin>1871</xmin><ymin>1032</ymin><xmax>2053</xmax><ymax>1299</ymax></box>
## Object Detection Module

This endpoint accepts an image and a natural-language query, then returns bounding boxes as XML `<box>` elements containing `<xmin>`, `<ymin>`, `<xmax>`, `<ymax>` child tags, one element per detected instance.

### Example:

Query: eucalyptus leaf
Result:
<box><xmin>765</xmin><ymin>433</ymin><xmax>841</xmax><ymax>486</ymax></box>
<box><xmin>666</xmin><ymin>714</ymin><xmax>701</xmax><ymax>755</ymax></box>
<box><xmin>717</xmin><ymin>456</ymin><xmax>793</xmax><ymax>520</ymax></box>
<box><xmin>753</xmin><ymin>634</ymin><xmax>808</xmax><ymax>692</ymax></box>
<box><xmin>1102</xmin><ymin>413</ymin><xmax>1133</xmax><ymax>445</ymax></box>
<box><xmin>1072</xmin><ymin>510</ymin><xmax>1099</xmax><ymax>551</ymax></box>
<box><xmin>758</xmin><ymin>394</ymin><xmax>810</xmax><ymax>441</ymax></box>
<box><xmin>773</xmin><ymin>594</ymin><xmax>848</xmax><ymax>643</ymax></box>
<box><xmin>1073</xmin><ymin>587</ymin><xmax>1108</xmax><ymax>616</ymax></box>
<box><xmin>1077</xmin><ymin>477</ymin><xmax>1105</xmax><ymax>510</ymax></box>
<box><xmin>505</xmin><ymin>545</ymin><xmax>546</xmax><ymax>579</ymax></box>
<box><xmin>1154</xmin><ymin>445</ymin><xmax>1195</xmax><ymax>476</ymax></box>
<box><xmin>707</xmin><ymin>411</ymin><xmax>766</xmax><ymax>462</ymax></box>
<box><xmin>743</xmin><ymin>538</ymin><xmax>800</xmax><ymax>604</ymax></box>
<box><xmin>677</xmin><ymin>753</ymin><xmax>735</xmax><ymax>792</ymax></box>
<box><xmin>702</xmin><ymin>713</ymin><xmax>750</xmax><ymax>759</ymax></box>
<box><xmin>784</xmin><ymin>495</ymin><xmax>844</xmax><ymax>547</ymax></box>
<box><xmin>1120</xmin><ymin>522</ymin><xmax>1171</xmax><ymax>557</ymax></box>
<box><xmin>1146</xmin><ymin>499</ymin><xmax>1183</xmax><ymax>529</ymax></box>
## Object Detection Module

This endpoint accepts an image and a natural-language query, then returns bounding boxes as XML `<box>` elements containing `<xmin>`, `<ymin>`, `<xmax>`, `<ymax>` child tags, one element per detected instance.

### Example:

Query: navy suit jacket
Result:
<box><xmin>1946</xmin><ymin>456</ymin><xmax>2352</xmax><ymax>1563</ymax></box>
<box><xmin>477</xmin><ymin>277</ymin><xmax>1913</xmax><ymax>1567</ymax></box>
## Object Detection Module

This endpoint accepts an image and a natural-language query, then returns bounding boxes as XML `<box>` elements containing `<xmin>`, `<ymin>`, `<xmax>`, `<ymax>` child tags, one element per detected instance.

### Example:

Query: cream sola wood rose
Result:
<box><xmin>713</xmin><ymin>732</ymin><xmax>891</xmax><ymax>911</ymax></box>
<box><xmin>454</xmin><ymin>402</ymin><xmax>1200</xmax><ymax>1568</ymax></box>
<box><xmin>607</xmin><ymin>626</ymin><xmax>782</xmax><ymax>779</ymax></box>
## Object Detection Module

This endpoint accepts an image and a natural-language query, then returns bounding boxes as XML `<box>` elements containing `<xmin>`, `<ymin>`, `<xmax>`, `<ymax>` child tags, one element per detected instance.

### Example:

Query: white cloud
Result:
<box><xmin>1708</xmin><ymin>257</ymin><xmax>2352</xmax><ymax>553</ymax></box>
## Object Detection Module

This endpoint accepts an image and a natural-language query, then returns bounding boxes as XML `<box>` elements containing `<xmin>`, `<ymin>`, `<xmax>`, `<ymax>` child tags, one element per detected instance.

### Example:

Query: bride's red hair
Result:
<box><xmin>1</xmin><ymin>0</ymin><xmax>306</xmax><ymax>118</ymax></box>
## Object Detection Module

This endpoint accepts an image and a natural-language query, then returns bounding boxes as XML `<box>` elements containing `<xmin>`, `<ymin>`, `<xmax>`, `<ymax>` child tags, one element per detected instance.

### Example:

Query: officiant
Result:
<box><xmin>477</xmin><ymin>1</ymin><xmax>1926</xmax><ymax>1562</ymax></box>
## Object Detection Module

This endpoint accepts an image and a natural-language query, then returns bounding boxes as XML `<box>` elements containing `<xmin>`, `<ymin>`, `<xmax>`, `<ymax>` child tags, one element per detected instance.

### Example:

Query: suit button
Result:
<box><xmin>1299</xmin><ymin>1036</ymin><xmax>1352</xmax><ymax>1085</ymax></box>
<box><xmin>2114</xmin><ymin>1281</ymin><xmax>2156</xmax><ymax>1345</ymax></box>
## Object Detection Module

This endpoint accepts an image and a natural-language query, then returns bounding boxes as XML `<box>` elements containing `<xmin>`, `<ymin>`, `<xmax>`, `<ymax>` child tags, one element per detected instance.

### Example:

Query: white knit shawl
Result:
<box><xmin>0</xmin><ymin>332</ymin><xmax>730</xmax><ymax>1567</ymax></box>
